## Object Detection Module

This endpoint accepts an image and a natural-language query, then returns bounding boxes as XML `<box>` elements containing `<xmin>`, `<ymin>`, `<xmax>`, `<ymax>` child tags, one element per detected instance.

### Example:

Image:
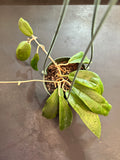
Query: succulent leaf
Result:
<box><xmin>16</xmin><ymin>41</ymin><xmax>31</xmax><ymax>61</ymax></box>
<box><xmin>18</xmin><ymin>17</ymin><xmax>33</xmax><ymax>37</ymax></box>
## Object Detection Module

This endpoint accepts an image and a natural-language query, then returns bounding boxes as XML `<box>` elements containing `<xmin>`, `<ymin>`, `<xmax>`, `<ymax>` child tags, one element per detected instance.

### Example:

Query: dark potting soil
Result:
<box><xmin>45</xmin><ymin>60</ymin><xmax>83</xmax><ymax>94</ymax></box>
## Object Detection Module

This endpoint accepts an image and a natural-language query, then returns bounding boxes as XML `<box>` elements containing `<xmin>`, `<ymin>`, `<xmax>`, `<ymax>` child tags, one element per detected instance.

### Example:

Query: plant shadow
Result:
<box><xmin>23</xmin><ymin>75</ymin><xmax>96</xmax><ymax>160</ymax></box>
<box><xmin>38</xmin><ymin>96</ymin><xmax>96</xmax><ymax>160</ymax></box>
<box><xmin>57</xmin><ymin>109</ymin><xmax>95</xmax><ymax>160</ymax></box>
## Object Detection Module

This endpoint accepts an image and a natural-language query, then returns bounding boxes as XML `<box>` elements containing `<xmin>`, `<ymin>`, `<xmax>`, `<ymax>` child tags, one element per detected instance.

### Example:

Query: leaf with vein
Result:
<box><xmin>42</xmin><ymin>88</ymin><xmax>59</xmax><ymax>119</ymax></box>
<box><xmin>69</xmin><ymin>70</ymin><xmax>104</xmax><ymax>94</ymax></box>
<box><xmin>59</xmin><ymin>88</ymin><xmax>73</xmax><ymax>130</ymax></box>
<box><xmin>66</xmin><ymin>90</ymin><xmax>101</xmax><ymax>138</ymax></box>
<box><xmin>72</xmin><ymin>84</ymin><xmax>112</xmax><ymax>116</ymax></box>
<box><xmin>68</xmin><ymin>51</ymin><xmax>90</xmax><ymax>64</ymax></box>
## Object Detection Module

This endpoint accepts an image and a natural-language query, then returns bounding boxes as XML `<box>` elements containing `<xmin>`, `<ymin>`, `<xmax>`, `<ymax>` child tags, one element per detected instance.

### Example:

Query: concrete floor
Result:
<box><xmin>0</xmin><ymin>5</ymin><xmax>120</xmax><ymax>160</ymax></box>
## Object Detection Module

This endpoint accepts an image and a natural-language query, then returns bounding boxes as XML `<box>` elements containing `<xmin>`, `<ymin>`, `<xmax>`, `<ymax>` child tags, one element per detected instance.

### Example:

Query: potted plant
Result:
<box><xmin>1</xmin><ymin>0</ymin><xmax>118</xmax><ymax>138</ymax></box>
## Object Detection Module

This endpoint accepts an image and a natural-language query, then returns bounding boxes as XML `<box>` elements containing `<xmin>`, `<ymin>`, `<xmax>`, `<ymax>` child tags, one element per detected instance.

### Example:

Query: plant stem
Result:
<box><xmin>58</xmin><ymin>63</ymin><xmax>69</xmax><ymax>66</ymax></box>
<box><xmin>86</xmin><ymin>0</ymin><xmax>101</xmax><ymax>69</ymax></box>
<box><xmin>36</xmin><ymin>45</ymin><xmax>40</xmax><ymax>53</ymax></box>
<box><xmin>63</xmin><ymin>79</ymin><xmax>71</xmax><ymax>86</ymax></box>
<box><xmin>32</xmin><ymin>35</ymin><xmax>57</xmax><ymax>66</ymax></box>
<box><xmin>0</xmin><ymin>79</ymin><xmax>59</xmax><ymax>85</ymax></box>
<box><xmin>42</xmin><ymin>0</ymin><xmax>70</xmax><ymax>75</ymax></box>
<box><xmin>67</xmin><ymin>0</ymin><xmax>118</xmax><ymax>99</ymax></box>
<box><xmin>60</xmin><ymin>74</ymin><xmax>68</xmax><ymax>77</ymax></box>
<box><xmin>58</xmin><ymin>82</ymin><xmax>61</xmax><ymax>96</ymax></box>
<box><xmin>32</xmin><ymin>35</ymin><xmax>63</xmax><ymax>76</ymax></box>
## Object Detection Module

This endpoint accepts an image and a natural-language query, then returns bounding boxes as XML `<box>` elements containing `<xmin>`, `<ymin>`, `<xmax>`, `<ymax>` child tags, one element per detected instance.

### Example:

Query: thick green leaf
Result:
<box><xmin>42</xmin><ymin>88</ymin><xmax>59</xmax><ymax>119</ymax></box>
<box><xmin>69</xmin><ymin>70</ymin><xmax>104</xmax><ymax>95</ymax></box>
<box><xmin>66</xmin><ymin>90</ymin><xmax>101</xmax><ymax>138</ymax></box>
<box><xmin>72</xmin><ymin>84</ymin><xmax>112</xmax><ymax>116</ymax></box>
<box><xmin>18</xmin><ymin>17</ymin><xmax>33</xmax><ymax>37</ymax></box>
<box><xmin>31</xmin><ymin>53</ymin><xmax>39</xmax><ymax>71</ymax></box>
<box><xmin>59</xmin><ymin>88</ymin><xmax>73</xmax><ymax>130</ymax></box>
<box><xmin>68</xmin><ymin>51</ymin><xmax>90</xmax><ymax>64</ymax></box>
<box><xmin>16</xmin><ymin>41</ymin><xmax>31</xmax><ymax>61</ymax></box>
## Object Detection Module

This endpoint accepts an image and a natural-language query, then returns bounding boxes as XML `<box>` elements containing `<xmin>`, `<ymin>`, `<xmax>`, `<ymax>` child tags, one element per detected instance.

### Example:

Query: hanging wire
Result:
<box><xmin>42</xmin><ymin>0</ymin><xmax>70</xmax><ymax>75</ymax></box>
<box><xmin>67</xmin><ymin>0</ymin><xmax>118</xmax><ymax>99</ymax></box>
<box><xmin>86</xmin><ymin>0</ymin><xmax>101</xmax><ymax>69</ymax></box>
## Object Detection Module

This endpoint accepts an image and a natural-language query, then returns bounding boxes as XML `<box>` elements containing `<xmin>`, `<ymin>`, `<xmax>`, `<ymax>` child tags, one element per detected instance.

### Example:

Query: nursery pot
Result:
<box><xmin>43</xmin><ymin>57</ymin><xmax>70</xmax><ymax>95</ymax></box>
<box><xmin>43</xmin><ymin>56</ymin><xmax>86</xmax><ymax>95</ymax></box>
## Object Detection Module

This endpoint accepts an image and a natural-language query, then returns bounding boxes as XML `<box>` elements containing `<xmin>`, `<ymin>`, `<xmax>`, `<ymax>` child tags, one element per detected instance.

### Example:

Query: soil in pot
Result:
<box><xmin>44</xmin><ymin>60</ymin><xmax>84</xmax><ymax>94</ymax></box>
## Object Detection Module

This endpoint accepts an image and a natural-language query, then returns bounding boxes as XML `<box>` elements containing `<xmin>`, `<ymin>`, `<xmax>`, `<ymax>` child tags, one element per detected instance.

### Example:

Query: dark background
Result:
<box><xmin>0</xmin><ymin>0</ymin><xmax>120</xmax><ymax>5</ymax></box>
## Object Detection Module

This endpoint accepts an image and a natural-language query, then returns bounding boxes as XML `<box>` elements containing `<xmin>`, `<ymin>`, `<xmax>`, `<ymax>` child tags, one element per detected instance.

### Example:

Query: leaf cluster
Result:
<box><xmin>42</xmin><ymin>68</ymin><xmax>111</xmax><ymax>138</ymax></box>
<box><xmin>16</xmin><ymin>18</ymin><xmax>39</xmax><ymax>71</ymax></box>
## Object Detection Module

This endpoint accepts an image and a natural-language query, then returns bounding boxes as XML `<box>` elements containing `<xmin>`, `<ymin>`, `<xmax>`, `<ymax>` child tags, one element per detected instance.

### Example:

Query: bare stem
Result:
<box><xmin>32</xmin><ymin>35</ymin><xmax>57</xmax><ymax>66</ymax></box>
<box><xmin>32</xmin><ymin>35</ymin><xmax>62</xmax><ymax>75</ymax></box>
<box><xmin>36</xmin><ymin>45</ymin><xmax>40</xmax><ymax>53</ymax></box>
<box><xmin>58</xmin><ymin>82</ymin><xmax>61</xmax><ymax>96</ymax></box>
<box><xmin>0</xmin><ymin>79</ymin><xmax>60</xmax><ymax>85</ymax></box>
<box><xmin>63</xmin><ymin>79</ymin><xmax>71</xmax><ymax>86</ymax></box>
<box><xmin>60</xmin><ymin>74</ymin><xmax>68</xmax><ymax>78</ymax></box>
<box><xmin>58</xmin><ymin>63</ymin><xmax>69</xmax><ymax>66</ymax></box>
<box><xmin>0</xmin><ymin>76</ymin><xmax>71</xmax><ymax>93</ymax></box>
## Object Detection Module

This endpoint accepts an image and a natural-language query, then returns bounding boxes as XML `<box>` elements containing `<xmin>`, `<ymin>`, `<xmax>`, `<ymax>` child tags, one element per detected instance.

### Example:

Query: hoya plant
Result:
<box><xmin>1</xmin><ymin>0</ymin><xmax>118</xmax><ymax>138</ymax></box>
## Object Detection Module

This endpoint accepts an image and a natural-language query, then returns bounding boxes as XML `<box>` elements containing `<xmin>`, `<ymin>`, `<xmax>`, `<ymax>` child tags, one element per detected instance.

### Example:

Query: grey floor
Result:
<box><xmin>0</xmin><ymin>4</ymin><xmax>120</xmax><ymax>160</ymax></box>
